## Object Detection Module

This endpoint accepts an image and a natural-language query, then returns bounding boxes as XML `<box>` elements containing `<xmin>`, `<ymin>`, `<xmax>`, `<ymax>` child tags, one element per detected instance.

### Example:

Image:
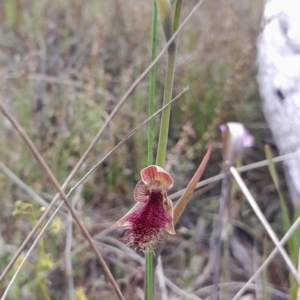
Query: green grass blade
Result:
<box><xmin>146</xmin><ymin>2</ymin><xmax>158</xmax><ymax>300</ymax></box>
<box><xmin>265</xmin><ymin>145</ymin><xmax>299</xmax><ymax>300</ymax></box>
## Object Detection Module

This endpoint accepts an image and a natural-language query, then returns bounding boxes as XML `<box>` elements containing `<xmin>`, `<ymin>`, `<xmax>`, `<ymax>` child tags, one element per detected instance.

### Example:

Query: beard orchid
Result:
<box><xmin>116</xmin><ymin>165</ymin><xmax>175</xmax><ymax>251</ymax></box>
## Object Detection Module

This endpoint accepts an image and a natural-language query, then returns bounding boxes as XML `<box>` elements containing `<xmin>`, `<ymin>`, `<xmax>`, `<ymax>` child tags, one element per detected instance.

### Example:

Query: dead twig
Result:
<box><xmin>0</xmin><ymin>101</ymin><xmax>125</xmax><ymax>300</ymax></box>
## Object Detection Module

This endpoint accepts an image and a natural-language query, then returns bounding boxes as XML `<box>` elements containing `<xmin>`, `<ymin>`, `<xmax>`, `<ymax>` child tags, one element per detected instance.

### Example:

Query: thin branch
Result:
<box><xmin>0</xmin><ymin>161</ymin><xmax>49</xmax><ymax>208</ymax></box>
<box><xmin>164</xmin><ymin>278</ymin><xmax>203</xmax><ymax>300</ymax></box>
<box><xmin>70</xmin><ymin>86</ymin><xmax>188</xmax><ymax>193</ymax></box>
<box><xmin>193</xmin><ymin>281</ymin><xmax>289</xmax><ymax>300</ymax></box>
<box><xmin>156</xmin><ymin>256</ymin><xmax>168</xmax><ymax>300</ymax></box>
<box><xmin>0</xmin><ymin>101</ymin><xmax>125</xmax><ymax>300</ymax></box>
<box><xmin>65</xmin><ymin>186</ymin><xmax>82</xmax><ymax>300</ymax></box>
<box><xmin>0</xmin><ymin>0</ymin><xmax>204</xmax><ymax>279</ymax></box>
<box><xmin>230</xmin><ymin>166</ymin><xmax>300</xmax><ymax>284</ymax></box>
<box><xmin>169</xmin><ymin>150</ymin><xmax>300</xmax><ymax>200</ymax></box>
<box><xmin>231</xmin><ymin>209</ymin><xmax>300</xmax><ymax>300</ymax></box>
<box><xmin>237</xmin><ymin>150</ymin><xmax>300</xmax><ymax>173</ymax></box>
<box><xmin>0</xmin><ymin>86</ymin><xmax>187</xmax><ymax>294</ymax></box>
<box><xmin>2</xmin><ymin>73</ymin><xmax>116</xmax><ymax>102</ymax></box>
<box><xmin>47</xmin><ymin>221</ymin><xmax>116</xmax><ymax>275</ymax></box>
<box><xmin>98</xmin><ymin>237</ymin><xmax>203</xmax><ymax>300</ymax></box>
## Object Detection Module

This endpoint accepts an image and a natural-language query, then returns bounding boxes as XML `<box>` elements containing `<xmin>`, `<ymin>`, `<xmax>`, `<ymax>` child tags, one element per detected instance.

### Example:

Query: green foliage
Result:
<box><xmin>265</xmin><ymin>146</ymin><xmax>299</xmax><ymax>300</ymax></box>
<box><xmin>0</xmin><ymin>0</ymin><xmax>281</xmax><ymax>299</ymax></box>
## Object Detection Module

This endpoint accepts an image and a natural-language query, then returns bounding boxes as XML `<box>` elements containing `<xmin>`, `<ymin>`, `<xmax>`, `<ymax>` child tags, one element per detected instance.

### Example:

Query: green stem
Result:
<box><xmin>156</xmin><ymin>0</ymin><xmax>182</xmax><ymax>167</ymax></box>
<box><xmin>148</xmin><ymin>1</ymin><xmax>157</xmax><ymax>167</ymax></box>
<box><xmin>173</xmin><ymin>0</ymin><xmax>183</xmax><ymax>33</ymax></box>
<box><xmin>155</xmin><ymin>50</ymin><xmax>176</xmax><ymax>167</ymax></box>
<box><xmin>145</xmin><ymin>251</ymin><xmax>154</xmax><ymax>300</ymax></box>
<box><xmin>146</xmin><ymin>2</ymin><xmax>157</xmax><ymax>300</ymax></box>
<box><xmin>146</xmin><ymin>1</ymin><xmax>182</xmax><ymax>299</ymax></box>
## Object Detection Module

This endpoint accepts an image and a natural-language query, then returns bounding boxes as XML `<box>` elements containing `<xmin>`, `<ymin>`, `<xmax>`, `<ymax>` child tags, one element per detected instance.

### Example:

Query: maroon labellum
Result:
<box><xmin>116</xmin><ymin>165</ymin><xmax>175</xmax><ymax>251</ymax></box>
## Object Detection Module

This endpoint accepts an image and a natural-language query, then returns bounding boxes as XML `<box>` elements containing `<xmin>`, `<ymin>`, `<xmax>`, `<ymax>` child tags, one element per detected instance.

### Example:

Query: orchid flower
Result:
<box><xmin>219</xmin><ymin>123</ymin><xmax>254</xmax><ymax>148</ymax></box>
<box><xmin>117</xmin><ymin>165</ymin><xmax>175</xmax><ymax>251</ymax></box>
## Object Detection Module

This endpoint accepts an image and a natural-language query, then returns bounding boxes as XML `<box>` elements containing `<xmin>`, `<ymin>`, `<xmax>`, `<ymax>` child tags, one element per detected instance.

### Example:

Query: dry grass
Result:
<box><xmin>1</xmin><ymin>1</ymin><xmax>297</xmax><ymax>300</ymax></box>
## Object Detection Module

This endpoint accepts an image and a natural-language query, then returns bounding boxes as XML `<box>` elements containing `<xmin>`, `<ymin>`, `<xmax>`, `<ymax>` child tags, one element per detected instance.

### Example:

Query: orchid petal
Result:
<box><xmin>140</xmin><ymin>165</ymin><xmax>173</xmax><ymax>189</ymax></box>
<box><xmin>133</xmin><ymin>181</ymin><xmax>149</xmax><ymax>202</ymax></box>
<box><xmin>117</xmin><ymin>165</ymin><xmax>175</xmax><ymax>251</ymax></box>
<box><xmin>162</xmin><ymin>197</ymin><xmax>175</xmax><ymax>234</ymax></box>
<box><xmin>116</xmin><ymin>202</ymin><xmax>145</xmax><ymax>228</ymax></box>
<box><xmin>174</xmin><ymin>144</ymin><xmax>212</xmax><ymax>224</ymax></box>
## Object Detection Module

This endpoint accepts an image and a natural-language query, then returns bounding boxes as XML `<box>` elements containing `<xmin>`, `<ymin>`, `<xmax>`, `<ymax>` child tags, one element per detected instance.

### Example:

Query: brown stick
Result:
<box><xmin>0</xmin><ymin>102</ymin><xmax>125</xmax><ymax>300</ymax></box>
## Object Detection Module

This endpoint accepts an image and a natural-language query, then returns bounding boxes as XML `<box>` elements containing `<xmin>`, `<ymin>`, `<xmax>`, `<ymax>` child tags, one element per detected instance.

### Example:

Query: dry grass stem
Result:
<box><xmin>156</xmin><ymin>256</ymin><xmax>168</xmax><ymax>300</ymax></box>
<box><xmin>49</xmin><ymin>225</ymin><xmax>116</xmax><ymax>274</ymax></box>
<box><xmin>3</xmin><ymin>1</ymin><xmax>295</xmax><ymax>299</ymax></box>
<box><xmin>97</xmin><ymin>237</ymin><xmax>203</xmax><ymax>300</ymax></box>
<box><xmin>194</xmin><ymin>281</ymin><xmax>289</xmax><ymax>299</ymax></box>
<box><xmin>2</xmin><ymin>73</ymin><xmax>116</xmax><ymax>101</ymax></box>
<box><xmin>71</xmin><ymin>86</ymin><xmax>188</xmax><ymax>193</ymax></box>
<box><xmin>0</xmin><ymin>161</ymin><xmax>49</xmax><ymax>208</ymax></box>
<box><xmin>0</xmin><ymin>82</ymin><xmax>187</xmax><ymax>297</ymax></box>
<box><xmin>169</xmin><ymin>150</ymin><xmax>300</xmax><ymax>201</ymax></box>
<box><xmin>0</xmin><ymin>0</ymin><xmax>204</xmax><ymax>280</ymax></box>
<box><xmin>230</xmin><ymin>166</ymin><xmax>299</xmax><ymax>284</ymax></box>
<box><xmin>65</xmin><ymin>185</ymin><xmax>82</xmax><ymax>300</ymax></box>
<box><xmin>2</xmin><ymin>85</ymin><xmax>187</xmax><ymax>290</ymax></box>
<box><xmin>230</xmin><ymin>213</ymin><xmax>300</xmax><ymax>299</ymax></box>
<box><xmin>0</xmin><ymin>101</ymin><xmax>125</xmax><ymax>300</ymax></box>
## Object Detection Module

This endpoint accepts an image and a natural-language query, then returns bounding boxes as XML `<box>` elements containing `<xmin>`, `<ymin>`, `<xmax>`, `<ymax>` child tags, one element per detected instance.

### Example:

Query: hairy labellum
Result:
<box><xmin>116</xmin><ymin>165</ymin><xmax>175</xmax><ymax>251</ymax></box>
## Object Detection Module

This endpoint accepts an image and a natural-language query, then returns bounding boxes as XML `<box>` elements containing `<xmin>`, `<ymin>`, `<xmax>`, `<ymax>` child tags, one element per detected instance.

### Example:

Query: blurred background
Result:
<box><xmin>0</xmin><ymin>0</ymin><xmax>293</xmax><ymax>299</ymax></box>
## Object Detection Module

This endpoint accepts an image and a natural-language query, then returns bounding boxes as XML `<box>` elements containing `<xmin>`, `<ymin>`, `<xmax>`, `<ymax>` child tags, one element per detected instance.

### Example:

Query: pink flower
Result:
<box><xmin>116</xmin><ymin>165</ymin><xmax>175</xmax><ymax>251</ymax></box>
<box><xmin>219</xmin><ymin>123</ymin><xmax>254</xmax><ymax>148</ymax></box>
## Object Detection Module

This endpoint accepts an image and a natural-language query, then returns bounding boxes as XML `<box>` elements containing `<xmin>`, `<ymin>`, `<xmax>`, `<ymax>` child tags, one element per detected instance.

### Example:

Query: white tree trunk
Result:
<box><xmin>257</xmin><ymin>0</ymin><xmax>300</xmax><ymax>206</ymax></box>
